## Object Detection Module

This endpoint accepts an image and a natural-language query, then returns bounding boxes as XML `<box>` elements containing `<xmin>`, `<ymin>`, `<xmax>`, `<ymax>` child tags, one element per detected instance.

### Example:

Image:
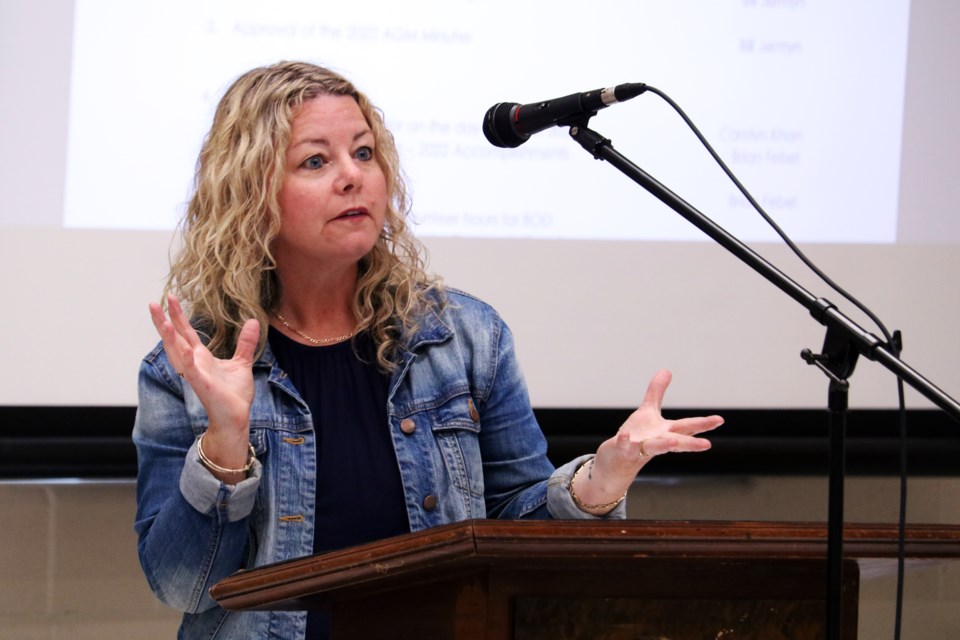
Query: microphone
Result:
<box><xmin>482</xmin><ymin>83</ymin><xmax>647</xmax><ymax>148</ymax></box>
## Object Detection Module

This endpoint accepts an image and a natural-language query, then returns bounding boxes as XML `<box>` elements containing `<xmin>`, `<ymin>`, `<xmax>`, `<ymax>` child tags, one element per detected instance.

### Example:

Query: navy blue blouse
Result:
<box><xmin>268</xmin><ymin>327</ymin><xmax>410</xmax><ymax>638</ymax></box>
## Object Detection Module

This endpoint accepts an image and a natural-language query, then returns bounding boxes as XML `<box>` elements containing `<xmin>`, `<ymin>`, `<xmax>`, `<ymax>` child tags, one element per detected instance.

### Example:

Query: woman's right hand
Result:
<box><xmin>149</xmin><ymin>294</ymin><xmax>261</xmax><ymax>481</ymax></box>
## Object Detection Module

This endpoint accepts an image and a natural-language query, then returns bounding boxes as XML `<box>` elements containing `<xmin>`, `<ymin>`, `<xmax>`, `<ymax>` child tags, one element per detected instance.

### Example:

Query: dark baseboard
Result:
<box><xmin>0</xmin><ymin>406</ymin><xmax>957</xmax><ymax>479</ymax></box>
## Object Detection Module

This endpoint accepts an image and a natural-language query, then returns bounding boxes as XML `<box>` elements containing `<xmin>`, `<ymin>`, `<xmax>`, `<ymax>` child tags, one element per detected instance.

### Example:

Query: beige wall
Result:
<box><xmin>0</xmin><ymin>482</ymin><xmax>179</xmax><ymax>639</ymax></box>
<box><xmin>1</xmin><ymin>476</ymin><xmax>957</xmax><ymax>639</ymax></box>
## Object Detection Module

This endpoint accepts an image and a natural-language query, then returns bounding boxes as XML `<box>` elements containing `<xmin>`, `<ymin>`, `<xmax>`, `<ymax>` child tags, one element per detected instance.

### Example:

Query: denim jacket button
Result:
<box><xmin>422</xmin><ymin>495</ymin><xmax>438</xmax><ymax>511</ymax></box>
<box><xmin>468</xmin><ymin>399</ymin><xmax>480</xmax><ymax>422</ymax></box>
<box><xmin>400</xmin><ymin>418</ymin><xmax>416</xmax><ymax>435</ymax></box>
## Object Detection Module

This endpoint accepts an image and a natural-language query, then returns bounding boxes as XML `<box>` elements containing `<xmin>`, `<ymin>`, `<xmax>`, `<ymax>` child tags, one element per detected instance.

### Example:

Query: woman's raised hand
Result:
<box><xmin>606</xmin><ymin>369</ymin><xmax>723</xmax><ymax>466</ymax></box>
<box><xmin>571</xmin><ymin>369</ymin><xmax>724</xmax><ymax>513</ymax></box>
<box><xmin>149</xmin><ymin>294</ymin><xmax>261</xmax><ymax>476</ymax></box>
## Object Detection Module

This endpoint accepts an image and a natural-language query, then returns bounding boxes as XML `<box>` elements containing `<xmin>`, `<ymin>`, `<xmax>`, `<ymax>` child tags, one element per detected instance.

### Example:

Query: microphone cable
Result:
<box><xmin>639</xmin><ymin>84</ymin><xmax>910</xmax><ymax>640</ymax></box>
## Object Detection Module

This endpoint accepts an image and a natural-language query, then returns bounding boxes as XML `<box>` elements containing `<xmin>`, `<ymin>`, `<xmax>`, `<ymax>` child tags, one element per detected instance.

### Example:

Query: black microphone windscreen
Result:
<box><xmin>482</xmin><ymin>102</ymin><xmax>528</xmax><ymax>148</ymax></box>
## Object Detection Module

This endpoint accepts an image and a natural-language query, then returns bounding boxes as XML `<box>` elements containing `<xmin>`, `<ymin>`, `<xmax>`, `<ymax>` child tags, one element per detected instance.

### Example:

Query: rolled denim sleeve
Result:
<box><xmin>547</xmin><ymin>455</ymin><xmax>628</xmax><ymax>520</ymax></box>
<box><xmin>180</xmin><ymin>438</ymin><xmax>261</xmax><ymax>522</ymax></box>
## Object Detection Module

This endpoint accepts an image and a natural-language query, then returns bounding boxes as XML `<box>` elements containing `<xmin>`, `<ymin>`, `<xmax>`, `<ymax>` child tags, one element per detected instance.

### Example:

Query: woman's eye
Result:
<box><xmin>302</xmin><ymin>155</ymin><xmax>324</xmax><ymax>169</ymax></box>
<box><xmin>355</xmin><ymin>146</ymin><xmax>374</xmax><ymax>161</ymax></box>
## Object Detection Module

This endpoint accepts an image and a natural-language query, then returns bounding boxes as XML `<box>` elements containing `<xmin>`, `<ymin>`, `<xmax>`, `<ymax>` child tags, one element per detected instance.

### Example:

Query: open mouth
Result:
<box><xmin>335</xmin><ymin>208</ymin><xmax>368</xmax><ymax>220</ymax></box>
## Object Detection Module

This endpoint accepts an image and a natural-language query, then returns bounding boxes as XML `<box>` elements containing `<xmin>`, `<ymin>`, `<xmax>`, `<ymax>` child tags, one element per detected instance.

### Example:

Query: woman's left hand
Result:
<box><xmin>570</xmin><ymin>369</ymin><xmax>723</xmax><ymax>514</ymax></box>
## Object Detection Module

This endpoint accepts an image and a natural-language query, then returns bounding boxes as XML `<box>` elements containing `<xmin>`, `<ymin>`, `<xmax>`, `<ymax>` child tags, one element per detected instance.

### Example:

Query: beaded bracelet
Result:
<box><xmin>568</xmin><ymin>459</ymin><xmax>628</xmax><ymax>512</ymax></box>
<box><xmin>197</xmin><ymin>433</ymin><xmax>257</xmax><ymax>476</ymax></box>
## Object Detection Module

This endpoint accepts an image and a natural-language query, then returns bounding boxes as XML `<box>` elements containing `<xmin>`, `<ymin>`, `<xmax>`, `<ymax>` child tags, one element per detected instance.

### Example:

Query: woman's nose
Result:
<box><xmin>335</xmin><ymin>158</ymin><xmax>363</xmax><ymax>193</ymax></box>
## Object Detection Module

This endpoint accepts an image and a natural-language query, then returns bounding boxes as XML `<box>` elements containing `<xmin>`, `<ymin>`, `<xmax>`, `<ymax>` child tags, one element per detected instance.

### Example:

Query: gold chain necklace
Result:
<box><xmin>273</xmin><ymin>312</ymin><xmax>355</xmax><ymax>345</ymax></box>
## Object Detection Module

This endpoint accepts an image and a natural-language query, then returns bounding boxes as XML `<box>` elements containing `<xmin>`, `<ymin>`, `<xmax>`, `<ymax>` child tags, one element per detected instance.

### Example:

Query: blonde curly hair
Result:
<box><xmin>164</xmin><ymin>60</ymin><xmax>442</xmax><ymax>369</ymax></box>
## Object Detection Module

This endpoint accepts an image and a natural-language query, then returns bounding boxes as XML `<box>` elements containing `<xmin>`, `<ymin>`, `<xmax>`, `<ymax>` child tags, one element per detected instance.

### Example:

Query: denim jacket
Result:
<box><xmin>133</xmin><ymin>289</ymin><xmax>625</xmax><ymax>639</ymax></box>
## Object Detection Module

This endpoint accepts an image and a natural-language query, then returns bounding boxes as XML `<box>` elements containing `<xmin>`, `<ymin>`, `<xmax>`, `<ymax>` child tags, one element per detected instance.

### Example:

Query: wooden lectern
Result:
<box><xmin>210</xmin><ymin>520</ymin><xmax>960</xmax><ymax>639</ymax></box>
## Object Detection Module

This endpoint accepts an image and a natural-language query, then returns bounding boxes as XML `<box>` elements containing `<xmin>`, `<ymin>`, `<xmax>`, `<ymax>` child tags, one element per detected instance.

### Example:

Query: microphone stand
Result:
<box><xmin>564</xmin><ymin>121</ymin><xmax>960</xmax><ymax>640</ymax></box>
